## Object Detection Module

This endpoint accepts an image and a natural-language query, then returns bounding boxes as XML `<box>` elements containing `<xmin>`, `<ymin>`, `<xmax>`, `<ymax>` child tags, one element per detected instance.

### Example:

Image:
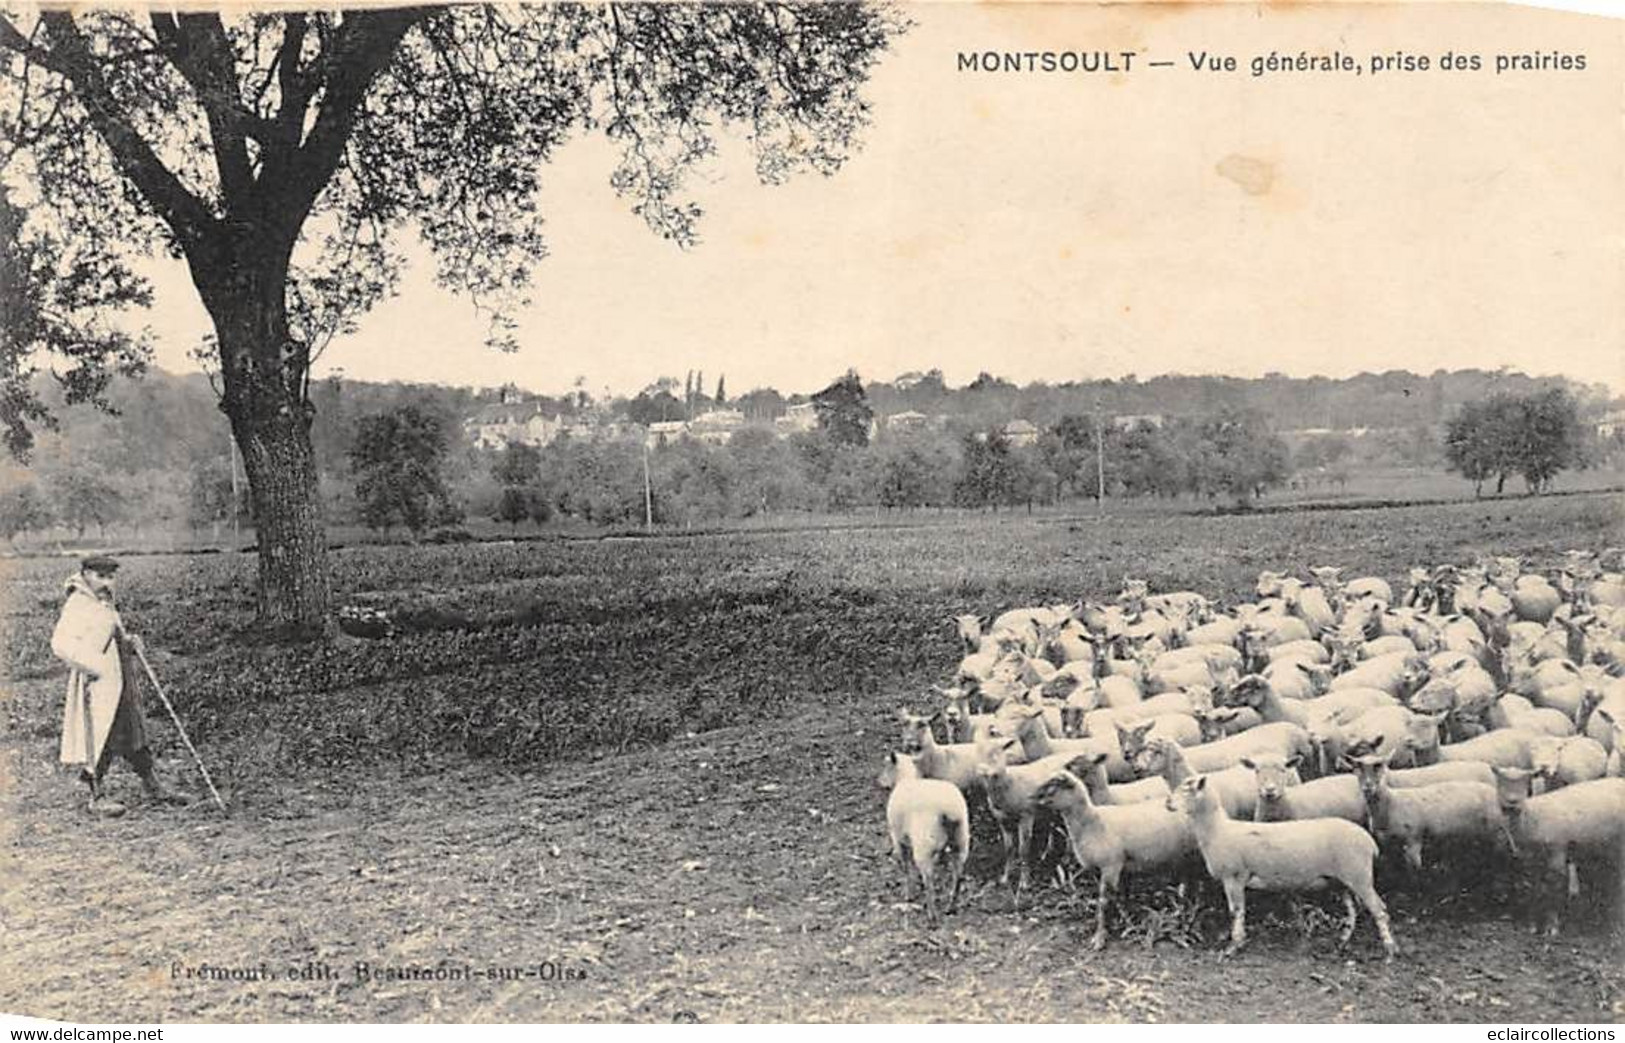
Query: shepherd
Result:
<box><xmin>51</xmin><ymin>555</ymin><xmax>195</xmax><ymax>817</ymax></box>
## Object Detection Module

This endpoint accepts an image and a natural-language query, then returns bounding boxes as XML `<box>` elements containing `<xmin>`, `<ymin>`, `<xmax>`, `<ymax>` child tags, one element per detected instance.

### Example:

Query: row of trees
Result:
<box><xmin>1444</xmin><ymin>388</ymin><xmax>1591</xmax><ymax>496</ymax></box>
<box><xmin>334</xmin><ymin>398</ymin><xmax>1297</xmax><ymax>535</ymax></box>
<box><xmin>0</xmin><ymin>461</ymin><xmax>250</xmax><ymax>546</ymax></box>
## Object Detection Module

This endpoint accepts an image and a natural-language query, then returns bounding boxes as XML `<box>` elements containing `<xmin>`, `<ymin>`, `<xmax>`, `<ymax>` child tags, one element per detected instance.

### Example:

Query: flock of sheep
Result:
<box><xmin>880</xmin><ymin>550</ymin><xmax>1625</xmax><ymax>958</ymax></box>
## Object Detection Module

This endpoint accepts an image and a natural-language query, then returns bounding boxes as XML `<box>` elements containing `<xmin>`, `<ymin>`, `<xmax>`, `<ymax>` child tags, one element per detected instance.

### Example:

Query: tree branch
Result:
<box><xmin>148</xmin><ymin>12</ymin><xmax>255</xmax><ymax>204</ymax></box>
<box><xmin>263</xmin><ymin>8</ymin><xmax>429</xmax><ymax>239</ymax></box>
<box><xmin>33</xmin><ymin>12</ymin><xmax>217</xmax><ymax>250</ymax></box>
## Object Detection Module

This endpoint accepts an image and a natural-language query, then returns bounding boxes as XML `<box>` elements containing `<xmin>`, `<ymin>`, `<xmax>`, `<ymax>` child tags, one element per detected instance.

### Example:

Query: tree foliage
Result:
<box><xmin>0</xmin><ymin>3</ymin><xmax>906</xmax><ymax>625</ymax></box>
<box><xmin>811</xmin><ymin>369</ymin><xmax>873</xmax><ymax>447</ymax></box>
<box><xmin>1444</xmin><ymin>389</ymin><xmax>1585</xmax><ymax>496</ymax></box>
<box><xmin>349</xmin><ymin>405</ymin><xmax>459</xmax><ymax>534</ymax></box>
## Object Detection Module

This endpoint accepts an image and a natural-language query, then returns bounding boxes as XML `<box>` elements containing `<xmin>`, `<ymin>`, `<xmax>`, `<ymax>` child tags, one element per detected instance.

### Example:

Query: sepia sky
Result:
<box><xmin>134</xmin><ymin>2</ymin><xmax>1624</xmax><ymax>399</ymax></box>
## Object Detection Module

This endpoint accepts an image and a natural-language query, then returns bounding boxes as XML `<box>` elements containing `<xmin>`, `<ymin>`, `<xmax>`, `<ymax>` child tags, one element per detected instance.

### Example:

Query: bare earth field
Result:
<box><xmin>2</xmin><ymin>492</ymin><xmax>1623</xmax><ymax>1023</ymax></box>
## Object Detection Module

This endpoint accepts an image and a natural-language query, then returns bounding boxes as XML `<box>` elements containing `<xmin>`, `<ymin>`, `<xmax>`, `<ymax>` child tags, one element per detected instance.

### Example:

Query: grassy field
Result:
<box><xmin>1</xmin><ymin>490</ymin><xmax>1623</xmax><ymax>1022</ymax></box>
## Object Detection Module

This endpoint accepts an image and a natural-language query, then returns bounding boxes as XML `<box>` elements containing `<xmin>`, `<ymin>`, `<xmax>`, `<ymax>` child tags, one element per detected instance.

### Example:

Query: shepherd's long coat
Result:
<box><xmin>51</xmin><ymin>577</ymin><xmax>124</xmax><ymax>768</ymax></box>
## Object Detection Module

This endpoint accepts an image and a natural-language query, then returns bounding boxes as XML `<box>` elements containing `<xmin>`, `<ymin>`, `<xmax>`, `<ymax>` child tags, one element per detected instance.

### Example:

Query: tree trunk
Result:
<box><xmin>232</xmin><ymin>407</ymin><xmax>328</xmax><ymax>631</ymax></box>
<box><xmin>198</xmin><ymin>241</ymin><xmax>330</xmax><ymax>635</ymax></box>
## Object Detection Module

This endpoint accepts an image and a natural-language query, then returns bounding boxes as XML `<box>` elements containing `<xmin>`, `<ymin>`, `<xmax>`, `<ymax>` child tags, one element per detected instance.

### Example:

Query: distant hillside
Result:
<box><xmin>8</xmin><ymin>364</ymin><xmax>1614</xmax><ymax>480</ymax></box>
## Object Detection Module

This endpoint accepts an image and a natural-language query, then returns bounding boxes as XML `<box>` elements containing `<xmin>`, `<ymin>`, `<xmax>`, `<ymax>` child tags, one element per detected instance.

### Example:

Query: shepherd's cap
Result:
<box><xmin>81</xmin><ymin>555</ymin><xmax>120</xmax><ymax>575</ymax></box>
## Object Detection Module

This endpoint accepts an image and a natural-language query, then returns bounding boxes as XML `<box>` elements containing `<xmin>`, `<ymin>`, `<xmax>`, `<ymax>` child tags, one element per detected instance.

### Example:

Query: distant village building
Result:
<box><xmin>1001</xmin><ymin>419</ymin><xmax>1040</xmax><ymax>446</ymax></box>
<box><xmin>689</xmin><ymin>408</ymin><xmax>746</xmax><ymax>446</ymax></box>
<box><xmin>464</xmin><ymin>397</ymin><xmax>562</xmax><ymax>450</ymax></box>
<box><xmin>1110</xmin><ymin>413</ymin><xmax>1165</xmax><ymax>432</ymax></box>
<box><xmin>774</xmin><ymin>401</ymin><xmax>819</xmax><ymax>437</ymax></box>
<box><xmin>886</xmin><ymin>410</ymin><xmax>929</xmax><ymax>432</ymax></box>
<box><xmin>1596</xmin><ymin>410</ymin><xmax>1625</xmax><ymax>439</ymax></box>
<box><xmin>892</xmin><ymin>371</ymin><xmax>930</xmax><ymax>391</ymax></box>
<box><xmin>646</xmin><ymin>420</ymin><xmax>689</xmax><ymax>448</ymax></box>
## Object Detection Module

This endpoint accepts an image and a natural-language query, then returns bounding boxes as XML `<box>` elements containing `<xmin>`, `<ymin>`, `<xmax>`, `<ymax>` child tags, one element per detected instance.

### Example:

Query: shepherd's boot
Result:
<box><xmin>81</xmin><ymin>771</ymin><xmax>125</xmax><ymax>818</ymax></box>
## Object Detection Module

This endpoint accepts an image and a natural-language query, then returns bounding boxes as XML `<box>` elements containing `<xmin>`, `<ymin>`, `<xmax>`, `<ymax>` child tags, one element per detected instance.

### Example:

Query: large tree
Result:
<box><xmin>0</xmin><ymin>4</ymin><xmax>904</xmax><ymax>631</ymax></box>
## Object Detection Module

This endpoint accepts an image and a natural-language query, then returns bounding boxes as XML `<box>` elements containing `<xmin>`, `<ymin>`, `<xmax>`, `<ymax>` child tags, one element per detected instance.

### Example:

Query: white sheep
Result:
<box><xmin>1032</xmin><ymin>769</ymin><xmax>1195</xmax><ymax>950</ymax></box>
<box><xmin>1348</xmin><ymin>753</ymin><xmax>1513</xmax><ymax>873</ymax></box>
<box><xmin>1165</xmin><ymin>775</ymin><xmax>1397</xmax><ymax>960</ymax></box>
<box><xmin>975</xmin><ymin>739</ymin><xmax>1094</xmax><ymax>898</ymax></box>
<box><xmin>1243</xmin><ymin>753</ymin><xmax>1365</xmax><ymax>825</ymax></box>
<box><xmin>1329</xmin><ymin>651</ymin><xmax>1424</xmax><ymax>699</ymax></box>
<box><xmin>1185</xmin><ymin>616</ymin><xmax>1244</xmax><ymax>649</ymax></box>
<box><xmin>1070</xmin><ymin>749</ymin><xmax>1173</xmax><ymax>805</ymax></box>
<box><xmin>1486</xmin><ymin>694</ymin><xmax>1577</xmax><ymax>739</ymax></box>
<box><xmin>1259</xmin><ymin>658</ymin><xmax>1334</xmax><ymax>700</ymax></box>
<box><xmin>1528</xmin><ymin>734</ymin><xmax>1609</xmax><ymax>790</ymax></box>
<box><xmin>1001</xmin><ymin>704</ymin><xmax>1133</xmax><ymax>781</ymax></box>
<box><xmin>1510</xmin><ymin>573</ymin><xmax>1562</xmax><ymax>624</ymax></box>
<box><xmin>1313</xmin><ymin>704</ymin><xmax>1436</xmax><ymax>774</ymax></box>
<box><xmin>1491</xmin><ymin>770</ymin><xmax>1625</xmax><ymax>935</ymax></box>
<box><xmin>1265</xmin><ymin>639</ymin><xmax>1331</xmax><ymax>666</ymax></box>
<box><xmin>1421</xmin><ymin>726</ymin><xmax>1541</xmax><ymax>771</ymax></box>
<box><xmin>1136</xmin><ymin>646</ymin><xmax>1215</xmax><ymax>696</ymax></box>
<box><xmin>895</xmin><ymin>710</ymin><xmax>996</xmax><ymax>792</ymax></box>
<box><xmin>1132</xmin><ymin>735</ymin><xmax>1286</xmax><ymax>822</ymax></box>
<box><xmin>1080</xmin><ymin>687</ymin><xmax>1208</xmax><ymax>737</ymax></box>
<box><xmin>1227</xmin><ymin>673</ymin><xmax>1394</xmax><ymax>733</ymax></box>
<box><xmin>880</xmin><ymin>751</ymin><xmax>971</xmax><ymax>927</ymax></box>
<box><xmin>1376</xmin><ymin>760</ymin><xmax>1498</xmax><ymax>790</ymax></box>
<box><xmin>1172</xmin><ymin>721</ymin><xmax>1315</xmax><ymax>776</ymax></box>
<box><xmin>1601</xmin><ymin>709</ymin><xmax>1625</xmax><ymax>776</ymax></box>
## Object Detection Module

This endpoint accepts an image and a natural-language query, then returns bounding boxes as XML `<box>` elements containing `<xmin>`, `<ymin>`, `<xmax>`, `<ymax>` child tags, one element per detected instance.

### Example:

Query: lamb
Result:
<box><xmin>1173</xmin><ymin>721</ymin><xmax>1315</xmax><ymax>776</ymax></box>
<box><xmin>1132</xmin><ymin>736</ymin><xmax>1287</xmax><ymax>822</ymax></box>
<box><xmin>1486</xmin><ymin>694</ymin><xmax>1577</xmax><ymax>739</ymax></box>
<box><xmin>880</xmin><ymin>750</ymin><xmax>971</xmax><ymax>927</ymax></box>
<box><xmin>1033</xmin><ymin>613</ymin><xmax>1094</xmax><ymax>662</ymax></box>
<box><xmin>1491</xmin><ymin>770</ymin><xmax>1625</xmax><ymax>935</ymax></box>
<box><xmin>1348</xmin><ymin>753</ymin><xmax>1513</xmax><ymax>873</ymax></box>
<box><xmin>1002</xmin><ymin>704</ymin><xmax>1133</xmax><ymax>781</ymax></box>
<box><xmin>1601</xmin><ymin>710</ymin><xmax>1625</xmax><ymax>776</ymax></box>
<box><xmin>1360</xmin><ymin>634</ymin><xmax>1421</xmax><ymax>660</ymax></box>
<box><xmin>896</xmin><ymin>710</ymin><xmax>997</xmax><ymax>792</ymax></box>
<box><xmin>1376</xmin><ymin>759</ymin><xmax>1497</xmax><ymax>790</ymax></box>
<box><xmin>936</xmin><ymin>686</ymin><xmax>1002</xmax><ymax>746</ymax></box>
<box><xmin>1136</xmin><ymin>647</ymin><xmax>1215</xmax><ymax>696</ymax></box>
<box><xmin>1070</xmin><ymin>750</ymin><xmax>1173</xmax><ymax>806</ymax></box>
<box><xmin>1185</xmin><ymin>616</ymin><xmax>1244</xmax><ymax>649</ymax></box>
<box><xmin>1416</xmin><ymin>725</ymin><xmax>1540</xmax><ymax>770</ymax></box>
<box><xmin>1110</xmin><ymin>714</ymin><xmax>1206</xmax><ymax>767</ymax></box>
<box><xmin>1265</xmin><ymin>639</ymin><xmax>1331</xmax><ymax>666</ymax></box>
<box><xmin>1080</xmin><ymin>687</ymin><xmax>1209</xmax><ymax>737</ymax></box>
<box><xmin>1340</xmin><ymin>574</ymin><xmax>1394</xmax><ymax>608</ymax></box>
<box><xmin>1528</xmin><ymin>734</ymin><xmax>1609</xmax><ymax>789</ymax></box>
<box><xmin>1284</xmin><ymin>579</ymin><xmax>1337</xmax><ymax>636</ymax></box>
<box><xmin>1227</xmin><ymin>673</ymin><xmax>1394</xmax><ymax>733</ymax></box>
<box><xmin>1148</xmin><ymin>643</ymin><xmax>1244</xmax><ymax>678</ymax></box>
<box><xmin>1243</xmin><ymin>753</ymin><xmax>1365</xmax><ymax>825</ymax></box>
<box><xmin>1244</xmin><ymin>614</ymin><xmax>1314</xmax><ymax>648</ymax></box>
<box><xmin>1510</xmin><ymin>573</ymin><xmax>1563</xmax><ymax>625</ymax></box>
<box><xmin>1329</xmin><ymin>651</ymin><xmax>1424</xmax><ymax>699</ymax></box>
<box><xmin>1258</xmin><ymin>658</ymin><xmax>1333</xmax><ymax>701</ymax></box>
<box><xmin>1314</xmin><ymin>704</ymin><xmax>1436</xmax><ymax>774</ymax></box>
<box><xmin>1032</xmin><ymin>770</ymin><xmax>1195</xmax><ymax>950</ymax></box>
<box><xmin>974</xmin><ymin>739</ymin><xmax>1094</xmax><ymax>897</ymax></box>
<box><xmin>1165</xmin><ymin>775</ymin><xmax>1397</xmax><ymax>959</ymax></box>
<box><xmin>1577</xmin><ymin>683</ymin><xmax>1625</xmax><ymax>752</ymax></box>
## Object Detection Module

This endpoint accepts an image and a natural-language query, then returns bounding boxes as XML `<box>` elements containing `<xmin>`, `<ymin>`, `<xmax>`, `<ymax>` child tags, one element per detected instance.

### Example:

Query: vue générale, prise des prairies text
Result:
<box><xmin>955</xmin><ymin>49</ymin><xmax>1588</xmax><ymax>77</ymax></box>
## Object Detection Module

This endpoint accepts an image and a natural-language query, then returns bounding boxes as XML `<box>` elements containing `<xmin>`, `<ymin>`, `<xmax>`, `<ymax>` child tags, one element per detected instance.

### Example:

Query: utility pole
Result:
<box><xmin>1094</xmin><ymin>400</ymin><xmax>1106</xmax><ymax>518</ymax></box>
<box><xmin>228</xmin><ymin>429</ymin><xmax>241</xmax><ymax>544</ymax></box>
<box><xmin>642</xmin><ymin>440</ymin><xmax>654</xmax><ymax>532</ymax></box>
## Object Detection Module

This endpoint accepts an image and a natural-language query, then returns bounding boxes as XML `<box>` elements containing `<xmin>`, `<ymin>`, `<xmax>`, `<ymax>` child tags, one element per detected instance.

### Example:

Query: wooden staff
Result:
<box><xmin>126</xmin><ymin>635</ymin><xmax>228</xmax><ymax>812</ymax></box>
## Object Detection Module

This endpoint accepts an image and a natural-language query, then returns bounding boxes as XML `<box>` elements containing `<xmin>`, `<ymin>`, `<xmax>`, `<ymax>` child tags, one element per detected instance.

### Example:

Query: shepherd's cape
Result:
<box><xmin>51</xmin><ymin>577</ymin><xmax>123</xmax><ymax>768</ymax></box>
